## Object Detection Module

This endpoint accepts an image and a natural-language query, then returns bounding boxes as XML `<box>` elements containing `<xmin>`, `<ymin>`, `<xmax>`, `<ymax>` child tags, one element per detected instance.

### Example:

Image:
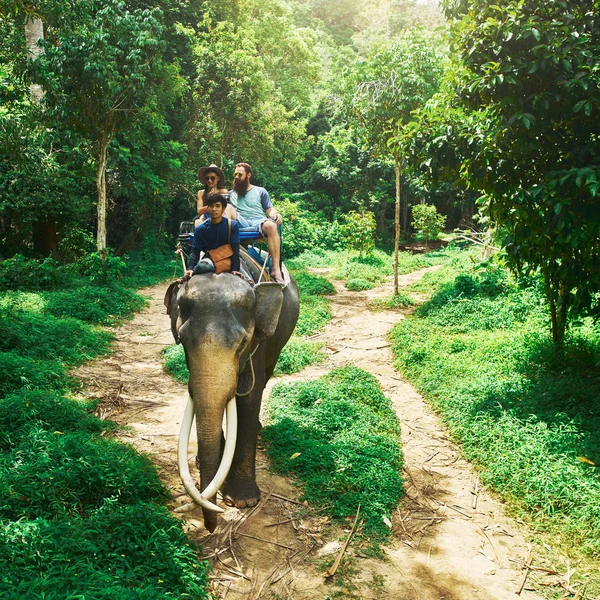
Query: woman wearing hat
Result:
<box><xmin>196</xmin><ymin>164</ymin><xmax>237</xmax><ymax>225</ymax></box>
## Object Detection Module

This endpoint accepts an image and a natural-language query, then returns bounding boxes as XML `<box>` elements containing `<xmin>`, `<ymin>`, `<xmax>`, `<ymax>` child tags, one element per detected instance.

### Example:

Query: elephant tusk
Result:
<box><xmin>200</xmin><ymin>396</ymin><xmax>238</xmax><ymax>500</ymax></box>
<box><xmin>177</xmin><ymin>393</ymin><xmax>238</xmax><ymax>514</ymax></box>
<box><xmin>178</xmin><ymin>394</ymin><xmax>223</xmax><ymax>512</ymax></box>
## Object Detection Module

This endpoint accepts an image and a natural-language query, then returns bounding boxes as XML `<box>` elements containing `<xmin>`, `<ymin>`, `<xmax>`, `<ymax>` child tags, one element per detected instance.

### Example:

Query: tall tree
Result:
<box><xmin>24</xmin><ymin>14</ymin><xmax>44</xmax><ymax>101</ymax></box>
<box><xmin>346</xmin><ymin>29</ymin><xmax>443</xmax><ymax>293</ymax></box>
<box><xmin>434</xmin><ymin>0</ymin><xmax>600</xmax><ymax>344</ymax></box>
<box><xmin>36</xmin><ymin>0</ymin><xmax>181</xmax><ymax>253</ymax></box>
<box><xmin>190</xmin><ymin>17</ymin><xmax>307</xmax><ymax>170</ymax></box>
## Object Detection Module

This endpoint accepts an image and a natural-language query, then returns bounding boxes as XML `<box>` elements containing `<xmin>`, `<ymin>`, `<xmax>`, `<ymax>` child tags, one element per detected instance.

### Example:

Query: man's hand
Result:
<box><xmin>185</xmin><ymin>269</ymin><xmax>194</xmax><ymax>278</ymax></box>
<box><xmin>269</xmin><ymin>210</ymin><xmax>282</xmax><ymax>225</ymax></box>
<box><xmin>231</xmin><ymin>270</ymin><xmax>253</xmax><ymax>285</ymax></box>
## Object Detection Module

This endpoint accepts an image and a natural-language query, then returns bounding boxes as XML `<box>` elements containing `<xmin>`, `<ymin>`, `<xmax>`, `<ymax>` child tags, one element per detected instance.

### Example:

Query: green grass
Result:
<box><xmin>0</xmin><ymin>248</ymin><xmax>209</xmax><ymax>599</ymax></box>
<box><xmin>0</xmin><ymin>389</ymin><xmax>209</xmax><ymax>599</ymax></box>
<box><xmin>389</xmin><ymin>253</ymin><xmax>600</xmax><ymax>587</ymax></box>
<box><xmin>263</xmin><ymin>366</ymin><xmax>404</xmax><ymax>540</ymax></box>
<box><xmin>369</xmin><ymin>293</ymin><xmax>414</xmax><ymax>310</ymax></box>
<box><xmin>274</xmin><ymin>338</ymin><xmax>326</xmax><ymax>376</ymax></box>
<box><xmin>162</xmin><ymin>344</ymin><xmax>187</xmax><ymax>383</ymax></box>
<box><xmin>287</xmin><ymin>247</ymin><xmax>456</xmax><ymax>288</ymax></box>
<box><xmin>0</xmin><ymin>310</ymin><xmax>113</xmax><ymax>365</ymax></box>
<box><xmin>293</xmin><ymin>269</ymin><xmax>334</xmax><ymax>339</ymax></box>
<box><xmin>295</xmin><ymin>294</ymin><xmax>331</xmax><ymax>336</ymax></box>
<box><xmin>345</xmin><ymin>278</ymin><xmax>373</xmax><ymax>291</ymax></box>
<box><xmin>0</xmin><ymin>501</ymin><xmax>207</xmax><ymax>599</ymax></box>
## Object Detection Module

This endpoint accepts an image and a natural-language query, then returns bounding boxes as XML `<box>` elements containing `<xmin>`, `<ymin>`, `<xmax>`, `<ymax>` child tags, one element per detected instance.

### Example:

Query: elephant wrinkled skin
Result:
<box><xmin>166</xmin><ymin>273</ymin><xmax>299</xmax><ymax>532</ymax></box>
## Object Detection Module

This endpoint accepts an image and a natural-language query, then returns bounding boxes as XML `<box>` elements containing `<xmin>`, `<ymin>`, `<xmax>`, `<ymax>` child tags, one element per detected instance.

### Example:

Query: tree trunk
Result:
<box><xmin>555</xmin><ymin>282</ymin><xmax>568</xmax><ymax>345</ymax></box>
<box><xmin>378</xmin><ymin>196</ymin><xmax>387</xmax><ymax>233</ymax></box>
<box><xmin>25</xmin><ymin>17</ymin><xmax>44</xmax><ymax>102</ymax></box>
<box><xmin>394</xmin><ymin>153</ymin><xmax>401</xmax><ymax>296</ymax></box>
<box><xmin>545</xmin><ymin>273</ymin><xmax>568</xmax><ymax>346</ymax></box>
<box><xmin>96</xmin><ymin>133</ymin><xmax>110</xmax><ymax>255</ymax></box>
<box><xmin>402</xmin><ymin>168</ymin><xmax>409</xmax><ymax>239</ymax></box>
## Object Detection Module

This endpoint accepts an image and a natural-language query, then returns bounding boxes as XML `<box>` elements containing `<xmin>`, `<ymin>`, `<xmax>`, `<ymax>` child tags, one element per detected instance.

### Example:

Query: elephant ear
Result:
<box><xmin>164</xmin><ymin>281</ymin><xmax>184</xmax><ymax>343</ymax></box>
<box><xmin>253</xmin><ymin>282</ymin><xmax>284</xmax><ymax>342</ymax></box>
<box><xmin>164</xmin><ymin>281</ymin><xmax>180</xmax><ymax>316</ymax></box>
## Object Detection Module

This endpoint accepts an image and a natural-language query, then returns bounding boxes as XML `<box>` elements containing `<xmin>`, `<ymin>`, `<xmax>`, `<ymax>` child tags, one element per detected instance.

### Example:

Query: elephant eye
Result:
<box><xmin>237</xmin><ymin>332</ymin><xmax>252</xmax><ymax>355</ymax></box>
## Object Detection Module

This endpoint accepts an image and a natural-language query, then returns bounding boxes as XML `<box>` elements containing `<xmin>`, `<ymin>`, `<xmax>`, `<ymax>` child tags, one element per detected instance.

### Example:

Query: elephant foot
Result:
<box><xmin>221</xmin><ymin>479</ymin><xmax>261</xmax><ymax>509</ymax></box>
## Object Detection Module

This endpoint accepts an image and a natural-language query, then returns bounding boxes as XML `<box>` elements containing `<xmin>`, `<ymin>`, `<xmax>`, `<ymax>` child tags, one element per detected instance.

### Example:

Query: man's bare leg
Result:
<box><xmin>262</xmin><ymin>220</ymin><xmax>283</xmax><ymax>281</ymax></box>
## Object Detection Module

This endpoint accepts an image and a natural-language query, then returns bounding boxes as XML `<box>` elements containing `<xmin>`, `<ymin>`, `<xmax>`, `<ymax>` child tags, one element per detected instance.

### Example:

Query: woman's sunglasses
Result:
<box><xmin>205</xmin><ymin>176</ymin><xmax>218</xmax><ymax>182</ymax></box>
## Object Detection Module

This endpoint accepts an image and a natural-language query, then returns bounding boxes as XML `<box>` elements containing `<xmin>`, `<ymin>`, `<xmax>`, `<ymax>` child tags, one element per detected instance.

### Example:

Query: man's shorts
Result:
<box><xmin>236</xmin><ymin>215</ymin><xmax>268</xmax><ymax>235</ymax></box>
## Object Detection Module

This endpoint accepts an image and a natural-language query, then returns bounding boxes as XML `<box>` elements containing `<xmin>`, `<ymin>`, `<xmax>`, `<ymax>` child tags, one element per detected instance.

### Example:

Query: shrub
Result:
<box><xmin>345</xmin><ymin>278</ymin><xmax>373</xmax><ymax>291</ymax></box>
<box><xmin>76</xmin><ymin>251</ymin><xmax>127</xmax><ymax>284</ymax></box>
<box><xmin>278</xmin><ymin>199</ymin><xmax>346</xmax><ymax>259</ymax></box>
<box><xmin>411</xmin><ymin>204</ymin><xmax>446</xmax><ymax>246</ymax></box>
<box><xmin>0</xmin><ymin>255</ymin><xmax>70</xmax><ymax>291</ymax></box>
<box><xmin>341</xmin><ymin>211</ymin><xmax>376</xmax><ymax>257</ymax></box>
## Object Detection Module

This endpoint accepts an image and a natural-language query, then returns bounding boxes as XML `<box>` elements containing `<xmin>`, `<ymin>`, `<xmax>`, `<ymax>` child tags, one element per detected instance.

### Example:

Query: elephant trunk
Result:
<box><xmin>187</xmin><ymin>365</ymin><xmax>239</xmax><ymax>532</ymax></box>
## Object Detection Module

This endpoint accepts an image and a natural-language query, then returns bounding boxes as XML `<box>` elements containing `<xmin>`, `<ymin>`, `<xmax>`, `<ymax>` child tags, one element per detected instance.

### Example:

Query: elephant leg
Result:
<box><xmin>222</xmin><ymin>366</ymin><xmax>266</xmax><ymax>508</ymax></box>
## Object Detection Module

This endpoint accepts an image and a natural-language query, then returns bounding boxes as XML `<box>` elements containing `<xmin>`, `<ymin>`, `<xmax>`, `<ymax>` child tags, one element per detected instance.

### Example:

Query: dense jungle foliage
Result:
<box><xmin>3</xmin><ymin>0</ymin><xmax>597</xmax><ymax>340</ymax></box>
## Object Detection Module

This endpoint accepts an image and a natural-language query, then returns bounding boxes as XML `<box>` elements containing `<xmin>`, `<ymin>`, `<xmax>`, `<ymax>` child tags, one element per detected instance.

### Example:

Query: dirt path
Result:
<box><xmin>76</xmin><ymin>269</ymin><xmax>543</xmax><ymax>600</ymax></box>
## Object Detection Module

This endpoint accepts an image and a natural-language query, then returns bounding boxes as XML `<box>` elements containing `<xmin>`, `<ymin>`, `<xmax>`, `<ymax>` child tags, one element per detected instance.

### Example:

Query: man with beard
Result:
<box><xmin>229</xmin><ymin>162</ymin><xmax>284</xmax><ymax>284</ymax></box>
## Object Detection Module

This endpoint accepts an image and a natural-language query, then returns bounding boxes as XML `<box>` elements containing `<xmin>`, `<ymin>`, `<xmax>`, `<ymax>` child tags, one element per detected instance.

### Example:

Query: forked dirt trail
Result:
<box><xmin>76</xmin><ymin>269</ymin><xmax>543</xmax><ymax>600</ymax></box>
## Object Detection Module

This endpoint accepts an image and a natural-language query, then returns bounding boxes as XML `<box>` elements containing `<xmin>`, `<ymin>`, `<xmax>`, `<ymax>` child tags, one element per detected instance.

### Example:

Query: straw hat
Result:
<box><xmin>197</xmin><ymin>164</ymin><xmax>226</xmax><ymax>188</ymax></box>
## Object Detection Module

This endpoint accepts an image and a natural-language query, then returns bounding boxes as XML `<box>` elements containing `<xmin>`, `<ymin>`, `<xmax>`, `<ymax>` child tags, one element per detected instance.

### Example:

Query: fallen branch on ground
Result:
<box><xmin>325</xmin><ymin>505</ymin><xmax>361</xmax><ymax>579</ymax></box>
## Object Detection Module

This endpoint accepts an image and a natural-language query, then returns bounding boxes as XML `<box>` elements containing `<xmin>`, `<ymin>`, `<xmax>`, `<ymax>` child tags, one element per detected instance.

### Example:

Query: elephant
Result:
<box><xmin>165</xmin><ymin>270</ymin><xmax>299</xmax><ymax>532</ymax></box>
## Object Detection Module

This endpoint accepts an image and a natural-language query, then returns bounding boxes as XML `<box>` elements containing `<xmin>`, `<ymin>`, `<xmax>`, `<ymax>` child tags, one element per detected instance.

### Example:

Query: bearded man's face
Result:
<box><xmin>233</xmin><ymin>167</ymin><xmax>250</xmax><ymax>194</ymax></box>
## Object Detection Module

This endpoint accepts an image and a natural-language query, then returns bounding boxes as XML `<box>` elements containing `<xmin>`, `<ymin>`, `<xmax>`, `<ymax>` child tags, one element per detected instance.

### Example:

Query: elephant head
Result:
<box><xmin>166</xmin><ymin>273</ymin><xmax>287</xmax><ymax>531</ymax></box>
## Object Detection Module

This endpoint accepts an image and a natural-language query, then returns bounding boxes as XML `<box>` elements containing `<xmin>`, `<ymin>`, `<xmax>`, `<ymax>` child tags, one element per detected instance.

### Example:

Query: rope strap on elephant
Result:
<box><xmin>236</xmin><ymin>343</ymin><xmax>261</xmax><ymax>396</ymax></box>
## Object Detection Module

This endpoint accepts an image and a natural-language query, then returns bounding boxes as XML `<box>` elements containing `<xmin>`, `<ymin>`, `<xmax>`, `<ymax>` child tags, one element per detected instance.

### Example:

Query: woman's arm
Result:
<box><xmin>196</xmin><ymin>190</ymin><xmax>208</xmax><ymax>216</ymax></box>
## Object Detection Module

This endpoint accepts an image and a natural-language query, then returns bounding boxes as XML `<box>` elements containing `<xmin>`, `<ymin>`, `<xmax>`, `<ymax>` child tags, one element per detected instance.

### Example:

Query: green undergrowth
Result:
<box><xmin>0</xmin><ymin>248</ymin><xmax>208</xmax><ymax>598</ymax></box>
<box><xmin>0</xmin><ymin>391</ymin><xmax>209</xmax><ymax>599</ymax></box>
<box><xmin>389</xmin><ymin>254</ymin><xmax>600</xmax><ymax>582</ymax></box>
<box><xmin>370</xmin><ymin>293</ymin><xmax>414</xmax><ymax>310</ymax></box>
<box><xmin>263</xmin><ymin>366</ymin><xmax>404</xmax><ymax>541</ymax></box>
<box><xmin>273</xmin><ymin>337</ymin><xmax>325</xmax><ymax>376</ymax></box>
<box><xmin>276</xmin><ymin>268</ymin><xmax>332</xmax><ymax>374</ymax></box>
<box><xmin>345</xmin><ymin>277</ymin><xmax>373</xmax><ymax>291</ymax></box>
<box><xmin>162</xmin><ymin>344</ymin><xmax>187</xmax><ymax>384</ymax></box>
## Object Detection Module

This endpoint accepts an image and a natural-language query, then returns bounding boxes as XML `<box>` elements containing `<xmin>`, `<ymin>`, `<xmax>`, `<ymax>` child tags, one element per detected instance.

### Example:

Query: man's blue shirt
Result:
<box><xmin>190</xmin><ymin>217</ymin><xmax>240</xmax><ymax>272</ymax></box>
<box><xmin>192</xmin><ymin>217</ymin><xmax>240</xmax><ymax>253</ymax></box>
